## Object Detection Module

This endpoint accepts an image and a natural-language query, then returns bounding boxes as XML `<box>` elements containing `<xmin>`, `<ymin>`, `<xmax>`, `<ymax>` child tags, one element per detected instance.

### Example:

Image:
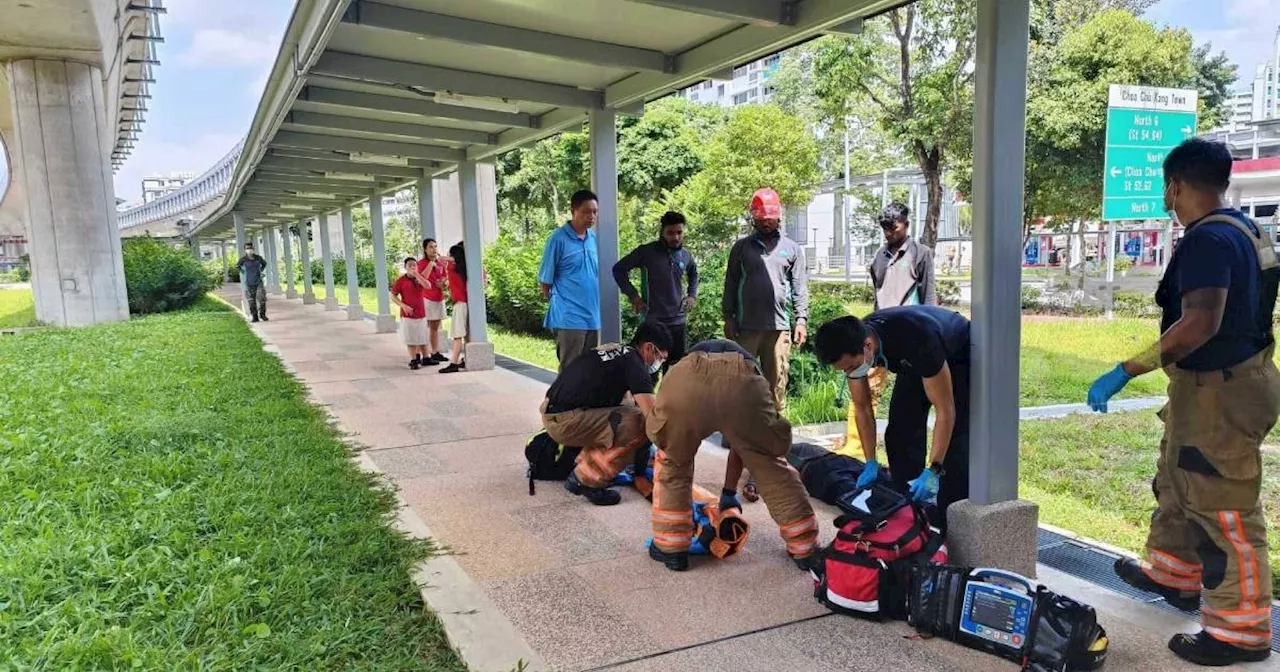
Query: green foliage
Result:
<box><xmin>0</xmin><ymin>305</ymin><xmax>466</xmax><ymax>667</ymax></box>
<box><xmin>618</xmin><ymin>98</ymin><xmax>726</xmax><ymax>200</ymax></box>
<box><xmin>936</xmin><ymin>279</ymin><xmax>961</xmax><ymax>306</ymax></box>
<box><xmin>0</xmin><ymin>288</ymin><xmax>37</xmax><ymax>328</ymax></box>
<box><xmin>201</xmin><ymin>258</ymin><xmax>227</xmax><ymax>289</ymax></box>
<box><xmin>484</xmin><ymin>235</ymin><xmax>550</xmax><ymax>333</ymax></box>
<box><xmin>121</xmin><ymin>237</ymin><xmax>216</xmax><ymax>315</ymax></box>
<box><xmin>308</xmin><ymin>257</ymin><xmax>397</xmax><ymax>288</ymax></box>
<box><xmin>18</xmin><ymin>254</ymin><xmax>30</xmax><ymax>281</ymax></box>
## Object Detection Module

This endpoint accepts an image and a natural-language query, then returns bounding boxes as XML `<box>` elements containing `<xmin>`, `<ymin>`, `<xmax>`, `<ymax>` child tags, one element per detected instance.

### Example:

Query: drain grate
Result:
<box><xmin>1037</xmin><ymin>529</ymin><xmax>1279</xmax><ymax>652</ymax></box>
<box><xmin>496</xmin><ymin>354</ymin><xmax>557</xmax><ymax>385</ymax></box>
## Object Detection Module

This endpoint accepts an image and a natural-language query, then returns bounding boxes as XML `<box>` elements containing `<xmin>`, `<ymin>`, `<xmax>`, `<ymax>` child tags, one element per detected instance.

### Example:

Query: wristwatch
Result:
<box><xmin>929</xmin><ymin>461</ymin><xmax>945</xmax><ymax>476</ymax></box>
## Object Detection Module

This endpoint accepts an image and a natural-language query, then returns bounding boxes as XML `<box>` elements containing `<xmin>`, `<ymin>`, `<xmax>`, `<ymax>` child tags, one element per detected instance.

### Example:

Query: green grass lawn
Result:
<box><xmin>1021</xmin><ymin>411</ymin><xmax>1280</xmax><ymax>598</ymax></box>
<box><xmin>0</xmin><ymin>296</ymin><xmax>465</xmax><ymax>669</ymax></box>
<box><xmin>0</xmin><ymin>288</ymin><xmax>37</xmax><ymax>328</ymax></box>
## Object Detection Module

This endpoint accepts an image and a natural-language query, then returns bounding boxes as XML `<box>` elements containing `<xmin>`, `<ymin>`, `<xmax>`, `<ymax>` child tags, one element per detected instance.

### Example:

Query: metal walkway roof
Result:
<box><xmin>193</xmin><ymin>0</ymin><xmax>897</xmax><ymax>237</ymax></box>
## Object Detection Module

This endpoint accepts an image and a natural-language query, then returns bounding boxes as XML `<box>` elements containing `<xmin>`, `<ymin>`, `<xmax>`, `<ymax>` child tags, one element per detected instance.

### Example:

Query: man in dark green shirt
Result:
<box><xmin>613</xmin><ymin>211</ymin><xmax>698</xmax><ymax>372</ymax></box>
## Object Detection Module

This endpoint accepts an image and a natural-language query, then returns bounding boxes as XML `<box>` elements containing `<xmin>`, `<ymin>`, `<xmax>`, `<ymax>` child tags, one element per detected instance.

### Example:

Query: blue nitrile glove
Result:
<box><xmin>719</xmin><ymin>488</ymin><xmax>742</xmax><ymax>513</ymax></box>
<box><xmin>908</xmin><ymin>468</ymin><xmax>940</xmax><ymax>503</ymax></box>
<box><xmin>856</xmin><ymin>460</ymin><xmax>881</xmax><ymax>489</ymax></box>
<box><xmin>1088</xmin><ymin>363</ymin><xmax>1133</xmax><ymax>413</ymax></box>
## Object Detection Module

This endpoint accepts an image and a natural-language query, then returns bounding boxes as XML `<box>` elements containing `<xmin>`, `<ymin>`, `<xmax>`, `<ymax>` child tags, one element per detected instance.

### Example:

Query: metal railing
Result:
<box><xmin>118</xmin><ymin>138</ymin><xmax>244</xmax><ymax>229</ymax></box>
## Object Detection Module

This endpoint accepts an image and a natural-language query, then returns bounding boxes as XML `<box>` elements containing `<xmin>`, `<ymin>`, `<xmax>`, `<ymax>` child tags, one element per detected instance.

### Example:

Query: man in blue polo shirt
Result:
<box><xmin>540</xmin><ymin>190</ymin><xmax>601</xmax><ymax>372</ymax></box>
<box><xmin>1086</xmin><ymin>138</ymin><xmax>1276</xmax><ymax>667</ymax></box>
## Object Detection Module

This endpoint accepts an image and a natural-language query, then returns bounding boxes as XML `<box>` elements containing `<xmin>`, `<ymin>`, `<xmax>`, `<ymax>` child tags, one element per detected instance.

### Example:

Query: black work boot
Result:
<box><xmin>792</xmin><ymin>553</ymin><xmax>824</xmax><ymax>577</ymax></box>
<box><xmin>649</xmin><ymin>543</ymin><xmax>689</xmax><ymax>571</ymax></box>
<box><xmin>564</xmin><ymin>472</ymin><xmax>621</xmax><ymax>506</ymax></box>
<box><xmin>1113</xmin><ymin>558</ymin><xmax>1200</xmax><ymax>612</ymax></box>
<box><xmin>1169</xmin><ymin>631</ymin><xmax>1271</xmax><ymax>667</ymax></box>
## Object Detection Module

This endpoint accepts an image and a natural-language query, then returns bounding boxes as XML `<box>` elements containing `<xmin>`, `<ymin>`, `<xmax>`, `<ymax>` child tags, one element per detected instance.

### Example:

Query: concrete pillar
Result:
<box><xmin>265</xmin><ymin>227</ymin><xmax>281</xmax><ymax>295</ymax></box>
<box><xmin>233</xmin><ymin>211</ymin><xmax>249</xmax><ymax>314</ymax></box>
<box><xmin>417</xmin><ymin>174</ymin><xmax>436</xmax><ymax>241</ymax></box>
<box><xmin>299</xmin><ymin>219</ymin><xmax>316</xmax><ymax>304</ymax></box>
<box><xmin>460</xmin><ymin>160</ymin><xmax>495</xmax><ymax>370</ymax></box>
<box><xmin>282</xmin><ymin>225</ymin><xmax>296</xmax><ymax>299</ymax></box>
<box><xmin>950</xmin><ymin>0</ymin><xmax>1038</xmax><ymax>579</ymax></box>
<box><xmin>190</xmin><ymin>236</ymin><xmax>201</xmax><ymax>259</ymax></box>
<box><xmin>220</xmin><ymin>241</ymin><xmax>229</xmax><ymax>282</ymax></box>
<box><xmin>369</xmin><ymin>195</ymin><xmax>396</xmax><ymax>333</ymax></box>
<box><xmin>319</xmin><ymin>213</ymin><xmax>339</xmax><ymax>311</ymax></box>
<box><xmin>341</xmin><ymin>206</ymin><xmax>363</xmax><ymax>320</ymax></box>
<box><xmin>590</xmin><ymin>107</ymin><xmax>620</xmax><ymax>344</ymax></box>
<box><xmin>7</xmin><ymin>59</ymin><xmax>128</xmax><ymax>326</ymax></box>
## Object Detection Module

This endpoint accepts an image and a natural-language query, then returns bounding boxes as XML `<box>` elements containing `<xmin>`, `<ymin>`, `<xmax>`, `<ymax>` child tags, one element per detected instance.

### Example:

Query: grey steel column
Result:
<box><xmin>370</xmin><ymin>194</ymin><xmax>396</xmax><ymax>333</ymax></box>
<box><xmin>459</xmin><ymin>160</ymin><xmax>489</xmax><ymax>343</ymax></box>
<box><xmin>969</xmin><ymin>0</ymin><xmax>1030</xmax><ymax>505</ymax></box>
<box><xmin>590</xmin><ymin>107</ymin><xmax>621</xmax><ymax>344</ymax></box>
<box><xmin>319</xmin><ymin>213</ymin><xmax>339</xmax><ymax>311</ymax></box>
<box><xmin>282</xmin><ymin>225</ymin><xmax>296</xmax><ymax>299</ymax></box>
<box><xmin>300</xmin><ymin>219</ymin><xmax>316</xmax><ymax>304</ymax></box>
<box><xmin>265</xmin><ymin>227</ymin><xmax>281</xmax><ymax>295</ymax></box>
<box><xmin>341</xmin><ymin>206</ymin><xmax>363</xmax><ymax>321</ymax></box>
<box><xmin>417</xmin><ymin>174</ymin><xmax>436</xmax><ymax>241</ymax></box>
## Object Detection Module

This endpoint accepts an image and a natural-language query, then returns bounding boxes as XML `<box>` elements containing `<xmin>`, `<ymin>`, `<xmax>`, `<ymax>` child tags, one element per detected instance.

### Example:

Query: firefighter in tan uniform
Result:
<box><xmin>646</xmin><ymin>339</ymin><xmax>819</xmax><ymax>572</ymax></box>
<box><xmin>541</xmin><ymin>323</ymin><xmax>672</xmax><ymax>506</ymax></box>
<box><xmin>1087</xmin><ymin>139</ymin><xmax>1275</xmax><ymax>667</ymax></box>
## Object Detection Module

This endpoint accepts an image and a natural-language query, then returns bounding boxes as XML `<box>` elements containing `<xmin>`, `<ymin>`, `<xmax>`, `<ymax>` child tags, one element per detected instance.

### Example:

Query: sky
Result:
<box><xmin>81</xmin><ymin>0</ymin><xmax>1280</xmax><ymax>204</ymax></box>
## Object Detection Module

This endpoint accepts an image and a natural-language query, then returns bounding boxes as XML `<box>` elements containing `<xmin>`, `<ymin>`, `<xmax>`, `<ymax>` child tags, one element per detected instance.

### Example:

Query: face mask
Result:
<box><xmin>1165</xmin><ymin>184</ymin><xmax>1181</xmax><ymax>226</ymax></box>
<box><xmin>846</xmin><ymin>361</ymin><xmax>871</xmax><ymax>380</ymax></box>
<box><xmin>648</xmin><ymin>358</ymin><xmax>664</xmax><ymax>374</ymax></box>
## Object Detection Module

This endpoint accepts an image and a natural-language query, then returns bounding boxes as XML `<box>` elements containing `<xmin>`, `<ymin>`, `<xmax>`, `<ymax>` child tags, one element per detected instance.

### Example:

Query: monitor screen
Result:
<box><xmin>971</xmin><ymin>591</ymin><xmax>1018</xmax><ymax>632</ymax></box>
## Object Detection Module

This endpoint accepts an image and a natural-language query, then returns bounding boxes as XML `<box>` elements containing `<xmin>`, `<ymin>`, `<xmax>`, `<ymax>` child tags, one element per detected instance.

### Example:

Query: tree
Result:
<box><xmin>807</xmin><ymin>0</ymin><xmax>977</xmax><ymax>249</ymax></box>
<box><xmin>655</xmin><ymin>104</ymin><xmax>820</xmax><ymax>253</ymax></box>
<box><xmin>617</xmin><ymin>97</ymin><xmax>725</xmax><ymax>201</ymax></box>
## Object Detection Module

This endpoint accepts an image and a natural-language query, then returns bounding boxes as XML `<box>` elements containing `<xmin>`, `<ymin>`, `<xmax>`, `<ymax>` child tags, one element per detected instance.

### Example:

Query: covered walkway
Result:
<box><xmin>222</xmin><ymin>285</ymin><xmax>1214</xmax><ymax>671</ymax></box>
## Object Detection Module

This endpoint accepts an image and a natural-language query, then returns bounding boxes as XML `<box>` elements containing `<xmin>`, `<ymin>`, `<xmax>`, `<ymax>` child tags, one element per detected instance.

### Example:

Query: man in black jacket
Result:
<box><xmin>613</xmin><ymin>211</ymin><xmax>698</xmax><ymax>373</ymax></box>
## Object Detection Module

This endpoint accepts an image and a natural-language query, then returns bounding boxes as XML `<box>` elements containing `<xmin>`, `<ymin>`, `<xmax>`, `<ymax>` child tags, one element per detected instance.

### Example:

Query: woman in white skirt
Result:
<box><xmin>391</xmin><ymin>257</ymin><xmax>430</xmax><ymax>369</ymax></box>
<box><xmin>416</xmin><ymin>239</ymin><xmax>449</xmax><ymax>365</ymax></box>
<box><xmin>440</xmin><ymin>242</ymin><xmax>470</xmax><ymax>373</ymax></box>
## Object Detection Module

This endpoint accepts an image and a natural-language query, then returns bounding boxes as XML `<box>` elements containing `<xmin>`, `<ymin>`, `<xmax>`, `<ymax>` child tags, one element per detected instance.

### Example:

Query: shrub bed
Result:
<box><xmin>122</xmin><ymin>237</ymin><xmax>217</xmax><ymax>314</ymax></box>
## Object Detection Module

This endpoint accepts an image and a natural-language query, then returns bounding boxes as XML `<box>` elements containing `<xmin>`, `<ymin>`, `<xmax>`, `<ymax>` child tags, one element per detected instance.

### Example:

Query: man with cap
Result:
<box><xmin>1086</xmin><ymin>138</ymin><xmax>1276</xmax><ymax>666</ymax></box>
<box><xmin>722</xmin><ymin>188</ymin><xmax>810</xmax><ymax>500</ymax></box>
<box><xmin>647</xmin><ymin>338</ymin><xmax>820</xmax><ymax>572</ymax></box>
<box><xmin>236</xmin><ymin>241</ymin><xmax>269</xmax><ymax>323</ymax></box>
<box><xmin>814</xmin><ymin>309</ymin><xmax>971</xmax><ymax>530</ymax></box>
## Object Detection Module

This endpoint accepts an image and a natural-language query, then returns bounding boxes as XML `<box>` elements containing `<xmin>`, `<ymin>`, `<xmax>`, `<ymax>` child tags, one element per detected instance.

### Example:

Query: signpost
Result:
<box><xmin>1101</xmin><ymin>84</ymin><xmax>1197</xmax><ymax>317</ymax></box>
<box><xmin>1102</xmin><ymin>84</ymin><xmax>1198</xmax><ymax>221</ymax></box>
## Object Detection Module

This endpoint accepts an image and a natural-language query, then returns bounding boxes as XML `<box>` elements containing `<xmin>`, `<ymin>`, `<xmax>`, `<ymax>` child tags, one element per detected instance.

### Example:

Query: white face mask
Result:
<box><xmin>846</xmin><ymin>361</ymin><xmax>871</xmax><ymax>380</ymax></box>
<box><xmin>1165</xmin><ymin>183</ymin><xmax>1181</xmax><ymax>226</ymax></box>
<box><xmin>648</xmin><ymin>358</ymin><xmax>664</xmax><ymax>375</ymax></box>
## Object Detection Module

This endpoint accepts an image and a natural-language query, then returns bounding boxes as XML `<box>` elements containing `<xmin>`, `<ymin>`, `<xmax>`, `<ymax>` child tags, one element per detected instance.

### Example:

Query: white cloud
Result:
<box><xmin>182</xmin><ymin>29</ymin><xmax>278</xmax><ymax>68</ymax></box>
<box><xmin>1154</xmin><ymin>0</ymin><xmax>1280</xmax><ymax>86</ymax></box>
<box><xmin>112</xmin><ymin>132</ymin><xmax>243</xmax><ymax>204</ymax></box>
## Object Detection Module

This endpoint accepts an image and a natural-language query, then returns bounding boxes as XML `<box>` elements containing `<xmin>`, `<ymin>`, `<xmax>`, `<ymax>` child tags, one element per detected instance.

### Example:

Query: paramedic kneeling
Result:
<box><xmin>1086</xmin><ymin>138</ymin><xmax>1276</xmax><ymax>667</ymax></box>
<box><xmin>541</xmin><ymin>322</ymin><xmax>672</xmax><ymax>506</ymax></box>
<box><xmin>647</xmin><ymin>339</ymin><xmax>819</xmax><ymax>572</ymax></box>
<box><xmin>814</xmin><ymin>308</ymin><xmax>971</xmax><ymax>529</ymax></box>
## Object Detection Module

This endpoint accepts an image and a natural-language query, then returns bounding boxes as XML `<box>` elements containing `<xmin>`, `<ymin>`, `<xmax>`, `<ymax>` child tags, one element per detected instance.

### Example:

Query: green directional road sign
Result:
<box><xmin>1102</xmin><ymin>84</ymin><xmax>1198</xmax><ymax>221</ymax></box>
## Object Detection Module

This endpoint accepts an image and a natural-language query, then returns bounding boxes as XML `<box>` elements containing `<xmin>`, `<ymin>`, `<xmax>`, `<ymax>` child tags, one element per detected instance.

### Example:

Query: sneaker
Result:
<box><xmin>439</xmin><ymin>362</ymin><xmax>462</xmax><ymax>374</ymax></box>
<box><xmin>430</xmin><ymin>352</ymin><xmax>447</xmax><ymax>363</ymax></box>
<box><xmin>421</xmin><ymin>356</ymin><xmax>440</xmax><ymax>367</ymax></box>
<box><xmin>1113</xmin><ymin>558</ymin><xmax>1200</xmax><ymax>612</ymax></box>
<box><xmin>1169</xmin><ymin>631</ymin><xmax>1271</xmax><ymax>666</ymax></box>
<box><xmin>409</xmin><ymin>360</ymin><xmax>420</xmax><ymax>370</ymax></box>
<box><xmin>564</xmin><ymin>472</ymin><xmax>621</xmax><ymax>506</ymax></box>
<box><xmin>648</xmin><ymin>543</ymin><xmax>689</xmax><ymax>571</ymax></box>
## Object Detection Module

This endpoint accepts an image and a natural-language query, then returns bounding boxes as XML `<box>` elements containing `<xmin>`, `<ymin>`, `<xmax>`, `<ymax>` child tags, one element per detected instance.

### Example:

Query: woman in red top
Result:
<box><xmin>416</xmin><ymin>238</ymin><xmax>449</xmax><ymax>365</ymax></box>
<box><xmin>440</xmin><ymin>241</ymin><xmax>469</xmax><ymax>373</ymax></box>
<box><xmin>391</xmin><ymin>257</ymin><xmax>430</xmax><ymax>369</ymax></box>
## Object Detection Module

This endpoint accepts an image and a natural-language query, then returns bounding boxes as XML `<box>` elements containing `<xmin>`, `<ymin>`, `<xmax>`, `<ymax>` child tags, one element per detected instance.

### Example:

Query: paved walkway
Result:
<box><xmin>222</xmin><ymin>286</ymin><xmax>1232</xmax><ymax>671</ymax></box>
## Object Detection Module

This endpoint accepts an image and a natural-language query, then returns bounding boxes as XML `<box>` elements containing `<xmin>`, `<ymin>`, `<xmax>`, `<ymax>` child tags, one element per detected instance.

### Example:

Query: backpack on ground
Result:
<box><xmin>813</xmin><ymin>484</ymin><xmax>948</xmax><ymax>621</ymax></box>
<box><xmin>525</xmin><ymin>430</ymin><xmax>581</xmax><ymax>495</ymax></box>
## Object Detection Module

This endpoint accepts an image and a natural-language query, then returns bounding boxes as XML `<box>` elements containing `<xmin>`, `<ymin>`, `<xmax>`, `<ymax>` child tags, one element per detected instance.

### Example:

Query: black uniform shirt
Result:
<box><xmin>545</xmin><ymin>345</ymin><xmax>654</xmax><ymax>411</ymax></box>
<box><xmin>862</xmin><ymin>305</ymin><xmax>970</xmax><ymax>378</ymax></box>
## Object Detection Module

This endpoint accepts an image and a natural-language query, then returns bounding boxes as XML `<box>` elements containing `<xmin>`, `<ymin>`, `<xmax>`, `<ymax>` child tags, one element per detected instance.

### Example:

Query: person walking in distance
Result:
<box><xmin>1086</xmin><ymin>139</ymin><xmax>1276</xmax><ymax>667</ymax></box>
<box><xmin>722</xmin><ymin>188</ymin><xmax>810</xmax><ymax>501</ymax></box>
<box><xmin>236</xmin><ymin>241</ymin><xmax>268</xmax><ymax>323</ymax></box>
<box><xmin>440</xmin><ymin>242</ymin><xmax>469</xmax><ymax>374</ymax></box>
<box><xmin>539</xmin><ymin>190</ymin><xmax>601</xmax><ymax>372</ymax></box>
<box><xmin>613</xmin><ymin>211</ymin><xmax>699</xmax><ymax>375</ymax></box>
<box><xmin>417</xmin><ymin>238</ymin><xmax>449</xmax><ymax>366</ymax></box>
<box><xmin>838</xmin><ymin>203</ymin><xmax>939</xmax><ymax>455</ymax></box>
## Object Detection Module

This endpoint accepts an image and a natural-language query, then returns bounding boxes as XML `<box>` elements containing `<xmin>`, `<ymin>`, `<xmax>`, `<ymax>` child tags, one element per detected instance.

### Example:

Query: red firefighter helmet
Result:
<box><xmin>750</xmin><ymin>188</ymin><xmax>782</xmax><ymax>220</ymax></box>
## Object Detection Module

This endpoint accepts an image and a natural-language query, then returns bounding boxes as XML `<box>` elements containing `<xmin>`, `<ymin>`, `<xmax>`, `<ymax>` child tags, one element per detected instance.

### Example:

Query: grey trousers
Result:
<box><xmin>245</xmin><ymin>283</ymin><xmax>267</xmax><ymax>319</ymax></box>
<box><xmin>555</xmin><ymin>329</ymin><xmax>599</xmax><ymax>372</ymax></box>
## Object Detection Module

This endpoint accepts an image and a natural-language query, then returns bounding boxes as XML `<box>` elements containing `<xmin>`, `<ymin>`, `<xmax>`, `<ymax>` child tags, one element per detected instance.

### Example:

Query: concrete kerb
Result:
<box><xmin>354</xmin><ymin>451</ymin><xmax>547</xmax><ymax>672</ymax></box>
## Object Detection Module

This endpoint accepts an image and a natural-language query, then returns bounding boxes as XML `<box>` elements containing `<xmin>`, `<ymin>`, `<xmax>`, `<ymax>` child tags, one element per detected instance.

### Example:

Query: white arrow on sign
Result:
<box><xmin>1110</xmin><ymin>167</ymin><xmax>1121</xmax><ymax>177</ymax></box>
<box><xmin>1181</xmin><ymin>126</ymin><xmax>1193</xmax><ymax>134</ymax></box>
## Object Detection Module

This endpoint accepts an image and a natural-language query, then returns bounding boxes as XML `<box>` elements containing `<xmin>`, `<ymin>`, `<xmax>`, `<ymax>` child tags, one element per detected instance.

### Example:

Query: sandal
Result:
<box><xmin>742</xmin><ymin>478</ymin><xmax>760</xmax><ymax>503</ymax></box>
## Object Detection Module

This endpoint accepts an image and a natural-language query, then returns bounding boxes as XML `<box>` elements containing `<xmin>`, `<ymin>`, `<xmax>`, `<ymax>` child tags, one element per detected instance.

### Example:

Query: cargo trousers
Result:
<box><xmin>244</xmin><ymin>283</ymin><xmax>267</xmax><ymax>320</ymax></box>
<box><xmin>733</xmin><ymin>329</ymin><xmax>792</xmax><ymax>411</ymax></box>
<box><xmin>647</xmin><ymin>351</ymin><xmax>819</xmax><ymax>559</ymax></box>
<box><xmin>541</xmin><ymin>401</ymin><xmax>647</xmax><ymax>489</ymax></box>
<box><xmin>1142</xmin><ymin>346</ymin><xmax>1277</xmax><ymax>651</ymax></box>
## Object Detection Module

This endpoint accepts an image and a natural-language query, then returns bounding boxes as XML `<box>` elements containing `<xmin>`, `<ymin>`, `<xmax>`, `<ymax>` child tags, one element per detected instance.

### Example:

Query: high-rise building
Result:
<box><xmin>1220</xmin><ymin>26</ymin><xmax>1280</xmax><ymax>131</ymax></box>
<box><xmin>677</xmin><ymin>53</ymin><xmax>782</xmax><ymax>107</ymax></box>
<box><xmin>140</xmin><ymin>172</ymin><xmax>195</xmax><ymax>203</ymax></box>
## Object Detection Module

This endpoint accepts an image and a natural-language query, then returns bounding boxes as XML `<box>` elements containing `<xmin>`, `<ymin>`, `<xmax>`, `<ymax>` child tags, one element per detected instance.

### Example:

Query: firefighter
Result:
<box><xmin>541</xmin><ymin>322</ymin><xmax>672</xmax><ymax>506</ymax></box>
<box><xmin>1087</xmin><ymin>138</ymin><xmax>1275</xmax><ymax>666</ymax></box>
<box><xmin>646</xmin><ymin>339</ymin><xmax>819</xmax><ymax>572</ymax></box>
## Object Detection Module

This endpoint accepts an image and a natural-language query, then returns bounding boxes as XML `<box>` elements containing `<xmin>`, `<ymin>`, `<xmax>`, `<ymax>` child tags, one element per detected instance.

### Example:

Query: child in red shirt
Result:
<box><xmin>416</xmin><ymin>239</ymin><xmax>449</xmax><ymax>365</ymax></box>
<box><xmin>391</xmin><ymin>257</ymin><xmax>429</xmax><ymax>369</ymax></box>
<box><xmin>440</xmin><ymin>242</ymin><xmax>470</xmax><ymax>374</ymax></box>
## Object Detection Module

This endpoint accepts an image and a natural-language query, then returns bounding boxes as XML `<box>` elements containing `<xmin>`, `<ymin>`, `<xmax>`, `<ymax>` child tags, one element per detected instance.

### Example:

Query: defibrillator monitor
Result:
<box><xmin>958</xmin><ymin>568</ymin><xmax>1035</xmax><ymax>657</ymax></box>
